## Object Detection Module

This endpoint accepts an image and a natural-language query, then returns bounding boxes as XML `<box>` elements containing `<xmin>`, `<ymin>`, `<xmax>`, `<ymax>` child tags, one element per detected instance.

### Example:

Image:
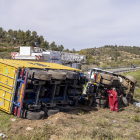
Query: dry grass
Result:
<box><xmin>0</xmin><ymin>71</ymin><xmax>140</xmax><ymax>140</ymax></box>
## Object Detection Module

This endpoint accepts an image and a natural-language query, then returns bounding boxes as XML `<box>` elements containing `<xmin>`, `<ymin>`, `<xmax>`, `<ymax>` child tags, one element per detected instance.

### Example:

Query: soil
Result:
<box><xmin>8</xmin><ymin>104</ymin><xmax>140</xmax><ymax>140</ymax></box>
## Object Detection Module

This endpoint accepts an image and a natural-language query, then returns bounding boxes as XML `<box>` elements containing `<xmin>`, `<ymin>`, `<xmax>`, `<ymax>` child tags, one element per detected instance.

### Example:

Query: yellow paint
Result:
<box><xmin>0</xmin><ymin>59</ymin><xmax>81</xmax><ymax>71</ymax></box>
<box><xmin>0</xmin><ymin>59</ymin><xmax>81</xmax><ymax>114</ymax></box>
<box><xmin>19</xmin><ymin>84</ymin><xmax>24</xmax><ymax>102</ymax></box>
<box><xmin>0</xmin><ymin>62</ymin><xmax>17</xmax><ymax>113</ymax></box>
<box><xmin>97</xmin><ymin>75</ymin><xmax>100</xmax><ymax>82</ymax></box>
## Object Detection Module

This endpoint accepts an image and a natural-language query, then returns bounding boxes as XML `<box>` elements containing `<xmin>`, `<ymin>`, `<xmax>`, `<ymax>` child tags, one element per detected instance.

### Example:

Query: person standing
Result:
<box><xmin>106</xmin><ymin>87</ymin><xmax>118</xmax><ymax>112</ymax></box>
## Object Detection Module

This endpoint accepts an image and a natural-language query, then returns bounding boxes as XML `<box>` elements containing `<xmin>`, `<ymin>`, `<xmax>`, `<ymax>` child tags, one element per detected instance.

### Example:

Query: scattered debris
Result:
<box><xmin>0</xmin><ymin>133</ymin><xmax>8</xmax><ymax>139</ymax></box>
<box><xmin>112</xmin><ymin>120</ymin><xmax>116</xmax><ymax>123</ymax></box>
<box><xmin>44</xmin><ymin>121</ymin><xmax>52</xmax><ymax>125</ymax></box>
<box><xmin>11</xmin><ymin>118</ymin><xmax>16</xmax><ymax>121</ymax></box>
<box><xmin>133</xmin><ymin>102</ymin><xmax>140</xmax><ymax>107</ymax></box>
<box><xmin>50</xmin><ymin>135</ymin><xmax>59</xmax><ymax>140</ymax></box>
<box><xmin>26</xmin><ymin>127</ymin><xmax>33</xmax><ymax>131</ymax></box>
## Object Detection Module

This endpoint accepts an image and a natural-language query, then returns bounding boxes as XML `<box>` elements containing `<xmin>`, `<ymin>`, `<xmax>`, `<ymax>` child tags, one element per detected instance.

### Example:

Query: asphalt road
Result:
<box><xmin>105</xmin><ymin>67</ymin><xmax>140</xmax><ymax>73</ymax></box>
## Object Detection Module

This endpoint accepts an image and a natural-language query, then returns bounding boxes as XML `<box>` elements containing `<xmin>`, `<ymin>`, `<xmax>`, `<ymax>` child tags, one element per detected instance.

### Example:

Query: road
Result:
<box><xmin>105</xmin><ymin>67</ymin><xmax>140</xmax><ymax>73</ymax></box>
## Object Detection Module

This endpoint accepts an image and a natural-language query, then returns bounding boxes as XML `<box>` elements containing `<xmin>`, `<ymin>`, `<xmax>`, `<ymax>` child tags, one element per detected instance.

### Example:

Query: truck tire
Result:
<box><xmin>94</xmin><ymin>98</ymin><xmax>107</xmax><ymax>105</ymax></box>
<box><xmin>112</xmin><ymin>77</ymin><xmax>120</xmax><ymax>86</ymax></box>
<box><xmin>100</xmin><ymin>79</ymin><xmax>112</xmax><ymax>86</ymax></box>
<box><xmin>61</xmin><ymin>70</ymin><xmax>78</xmax><ymax>80</ymax></box>
<box><xmin>125</xmin><ymin>75</ymin><xmax>137</xmax><ymax>84</ymax></box>
<box><xmin>79</xmin><ymin>76</ymin><xmax>86</xmax><ymax>84</ymax></box>
<box><xmin>92</xmin><ymin>103</ymin><xmax>106</xmax><ymax>108</ymax></box>
<box><xmin>100</xmin><ymin>73</ymin><xmax>113</xmax><ymax>81</ymax></box>
<box><xmin>122</xmin><ymin>79</ymin><xmax>129</xmax><ymax>89</ymax></box>
<box><xmin>56</xmin><ymin>105</ymin><xmax>71</xmax><ymax>112</ymax></box>
<box><xmin>92</xmin><ymin>103</ymin><xmax>100</xmax><ymax>107</ymax></box>
<box><xmin>34</xmin><ymin>71</ymin><xmax>52</xmax><ymax>81</ymax></box>
<box><xmin>47</xmin><ymin>70</ymin><xmax>66</xmax><ymax>80</ymax></box>
<box><xmin>47</xmin><ymin>108</ymin><xmax>59</xmax><ymax>117</ymax></box>
<box><xmin>26</xmin><ymin>110</ymin><xmax>45</xmax><ymax>120</ymax></box>
<box><xmin>121</xmin><ymin>97</ymin><xmax>128</xmax><ymax>106</ymax></box>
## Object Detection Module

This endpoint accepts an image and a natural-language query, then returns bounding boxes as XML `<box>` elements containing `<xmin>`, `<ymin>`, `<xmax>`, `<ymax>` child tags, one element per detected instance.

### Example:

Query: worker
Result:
<box><xmin>106</xmin><ymin>87</ymin><xmax>118</xmax><ymax>112</ymax></box>
<box><xmin>106</xmin><ymin>88</ymin><xmax>113</xmax><ymax>110</ymax></box>
<box><xmin>111</xmin><ymin>87</ymin><xmax>118</xmax><ymax>112</ymax></box>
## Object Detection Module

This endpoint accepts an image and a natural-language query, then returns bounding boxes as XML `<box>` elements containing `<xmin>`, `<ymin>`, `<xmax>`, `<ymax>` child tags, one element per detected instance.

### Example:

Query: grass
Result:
<box><xmin>0</xmin><ymin>70</ymin><xmax>140</xmax><ymax>139</ymax></box>
<box><xmin>122</xmin><ymin>70</ymin><xmax>140</xmax><ymax>87</ymax></box>
<box><xmin>0</xmin><ymin>111</ymin><xmax>17</xmax><ymax>131</ymax></box>
<box><xmin>133</xmin><ymin>114</ymin><xmax>140</xmax><ymax>122</ymax></box>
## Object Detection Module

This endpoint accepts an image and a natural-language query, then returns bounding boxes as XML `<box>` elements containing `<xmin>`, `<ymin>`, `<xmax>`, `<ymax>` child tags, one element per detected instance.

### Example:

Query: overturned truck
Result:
<box><xmin>0</xmin><ymin>59</ymin><xmax>86</xmax><ymax>120</ymax></box>
<box><xmin>83</xmin><ymin>68</ymin><xmax>137</xmax><ymax>108</ymax></box>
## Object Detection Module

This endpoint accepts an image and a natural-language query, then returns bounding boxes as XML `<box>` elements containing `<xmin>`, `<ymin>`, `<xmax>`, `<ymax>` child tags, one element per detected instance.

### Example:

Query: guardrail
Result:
<box><xmin>113</xmin><ymin>67</ymin><xmax>140</xmax><ymax>73</ymax></box>
<box><xmin>82</xmin><ymin>67</ymin><xmax>140</xmax><ymax>75</ymax></box>
<box><xmin>82</xmin><ymin>66</ymin><xmax>140</xmax><ymax>72</ymax></box>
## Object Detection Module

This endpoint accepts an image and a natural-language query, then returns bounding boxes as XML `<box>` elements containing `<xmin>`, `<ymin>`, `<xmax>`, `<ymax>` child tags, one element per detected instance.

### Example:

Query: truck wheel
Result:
<box><xmin>62</xmin><ymin>70</ymin><xmax>78</xmax><ymax>80</ymax></box>
<box><xmin>47</xmin><ymin>108</ymin><xmax>59</xmax><ymax>117</ymax></box>
<box><xmin>112</xmin><ymin>77</ymin><xmax>120</xmax><ymax>86</ymax></box>
<box><xmin>79</xmin><ymin>76</ymin><xmax>86</xmax><ymax>84</ymax></box>
<box><xmin>122</xmin><ymin>79</ymin><xmax>129</xmax><ymax>89</ymax></box>
<box><xmin>47</xmin><ymin>70</ymin><xmax>66</xmax><ymax>80</ymax></box>
<box><xmin>101</xmin><ymin>79</ymin><xmax>112</xmax><ymax>86</ymax></box>
<box><xmin>92</xmin><ymin>103</ymin><xmax>106</xmax><ymax>108</ymax></box>
<box><xmin>100</xmin><ymin>73</ymin><xmax>113</xmax><ymax>81</ymax></box>
<box><xmin>94</xmin><ymin>98</ymin><xmax>107</xmax><ymax>105</ymax></box>
<box><xmin>92</xmin><ymin>103</ymin><xmax>100</xmax><ymax>107</ymax></box>
<box><xmin>26</xmin><ymin>110</ymin><xmax>45</xmax><ymax>120</ymax></box>
<box><xmin>56</xmin><ymin>105</ymin><xmax>71</xmax><ymax>112</ymax></box>
<box><xmin>126</xmin><ymin>75</ymin><xmax>137</xmax><ymax>84</ymax></box>
<box><xmin>121</xmin><ymin>97</ymin><xmax>128</xmax><ymax>106</ymax></box>
<box><xmin>34</xmin><ymin>71</ymin><xmax>52</xmax><ymax>81</ymax></box>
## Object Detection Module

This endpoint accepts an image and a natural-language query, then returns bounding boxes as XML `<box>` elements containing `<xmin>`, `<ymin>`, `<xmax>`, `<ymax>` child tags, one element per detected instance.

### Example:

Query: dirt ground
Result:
<box><xmin>2</xmin><ymin>104</ymin><xmax>139</xmax><ymax>140</ymax></box>
<box><xmin>0</xmin><ymin>70</ymin><xmax>140</xmax><ymax>140</ymax></box>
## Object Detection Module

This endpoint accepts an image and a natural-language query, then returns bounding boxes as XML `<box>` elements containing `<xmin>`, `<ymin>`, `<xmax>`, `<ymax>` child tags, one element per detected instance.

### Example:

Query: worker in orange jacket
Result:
<box><xmin>106</xmin><ymin>87</ymin><xmax>118</xmax><ymax>112</ymax></box>
<box><xmin>106</xmin><ymin>88</ymin><xmax>113</xmax><ymax>109</ymax></box>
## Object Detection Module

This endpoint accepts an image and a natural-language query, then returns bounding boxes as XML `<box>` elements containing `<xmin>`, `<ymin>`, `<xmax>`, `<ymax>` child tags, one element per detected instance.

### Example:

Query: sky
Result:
<box><xmin>0</xmin><ymin>0</ymin><xmax>140</xmax><ymax>51</ymax></box>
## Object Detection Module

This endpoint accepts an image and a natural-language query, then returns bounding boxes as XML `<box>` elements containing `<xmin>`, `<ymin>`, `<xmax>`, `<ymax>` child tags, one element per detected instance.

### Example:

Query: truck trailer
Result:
<box><xmin>0</xmin><ymin>59</ymin><xmax>86</xmax><ymax>120</ymax></box>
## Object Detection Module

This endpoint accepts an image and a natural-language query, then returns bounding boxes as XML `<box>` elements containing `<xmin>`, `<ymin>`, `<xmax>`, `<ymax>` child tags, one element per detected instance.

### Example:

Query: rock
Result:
<box><xmin>0</xmin><ymin>133</ymin><xmax>8</xmax><ymax>138</ymax></box>
<box><xmin>26</xmin><ymin>127</ymin><xmax>33</xmax><ymax>131</ymax></box>
<box><xmin>112</xmin><ymin>120</ymin><xmax>116</xmax><ymax>123</ymax></box>
<box><xmin>11</xmin><ymin>118</ymin><xmax>16</xmax><ymax>121</ymax></box>
<box><xmin>50</xmin><ymin>135</ymin><xmax>58</xmax><ymax>140</ymax></box>
<box><xmin>45</xmin><ymin>121</ymin><xmax>52</xmax><ymax>125</ymax></box>
<box><xmin>133</xmin><ymin>102</ymin><xmax>140</xmax><ymax>107</ymax></box>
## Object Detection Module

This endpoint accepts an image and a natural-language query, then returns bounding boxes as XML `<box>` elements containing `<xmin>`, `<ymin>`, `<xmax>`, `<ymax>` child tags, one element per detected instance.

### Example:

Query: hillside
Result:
<box><xmin>80</xmin><ymin>45</ymin><xmax>140</xmax><ymax>69</ymax></box>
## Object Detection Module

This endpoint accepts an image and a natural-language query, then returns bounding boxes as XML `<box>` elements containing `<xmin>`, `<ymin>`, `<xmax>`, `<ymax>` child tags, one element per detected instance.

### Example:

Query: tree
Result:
<box><xmin>40</xmin><ymin>41</ymin><xmax>49</xmax><ymax>49</ymax></box>
<box><xmin>24</xmin><ymin>30</ymin><xmax>31</xmax><ymax>44</ymax></box>
<box><xmin>78</xmin><ymin>49</ymin><xmax>87</xmax><ymax>55</ymax></box>
<box><xmin>64</xmin><ymin>48</ymin><xmax>70</xmax><ymax>53</ymax></box>
<box><xmin>50</xmin><ymin>41</ymin><xmax>58</xmax><ymax>51</ymax></box>
<box><xmin>58</xmin><ymin>45</ymin><xmax>64</xmax><ymax>51</ymax></box>
<box><xmin>71</xmin><ymin>48</ymin><xmax>76</xmax><ymax>53</ymax></box>
<box><xmin>6</xmin><ymin>29</ymin><xmax>14</xmax><ymax>43</ymax></box>
<box><xmin>31</xmin><ymin>31</ymin><xmax>38</xmax><ymax>46</ymax></box>
<box><xmin>17</xmin><ymin>30</ymin><xmax>25</xmax><ymax>45</ymax></box>
<box><xmin>0</xmin><ymin>27</ymin><xmax>4</xmax><ymax>38</ymax></box>
<box><xmin>0</xmin><ymin>27</ymin><xmax>6</xmax><ymax>42</ymax></box>
<box><xmin>37</xmin><ymin>35</ymin><xmax>44</xmax><ymax>46</ymax></box>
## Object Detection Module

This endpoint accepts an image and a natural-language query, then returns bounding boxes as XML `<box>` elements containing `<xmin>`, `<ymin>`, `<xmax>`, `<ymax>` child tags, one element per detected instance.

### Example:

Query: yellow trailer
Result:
<box><xmin>0</xmin><ymin>59</ymin><xmax>84</xmax><ymax>119</ymax></box>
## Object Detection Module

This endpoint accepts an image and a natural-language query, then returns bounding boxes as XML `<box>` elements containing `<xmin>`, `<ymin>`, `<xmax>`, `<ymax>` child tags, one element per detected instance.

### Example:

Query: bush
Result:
<box><xmin>133</xmin><ymin>115</ymin><xmax>140</xmax><ymax>122</ymax></box>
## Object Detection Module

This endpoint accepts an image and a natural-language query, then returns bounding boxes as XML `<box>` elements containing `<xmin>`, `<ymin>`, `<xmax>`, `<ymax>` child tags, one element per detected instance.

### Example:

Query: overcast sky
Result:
<box><xmin>0</xmin><ymin>0</ymin><xmax>140</xmax><ymax>50</ymax></box>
